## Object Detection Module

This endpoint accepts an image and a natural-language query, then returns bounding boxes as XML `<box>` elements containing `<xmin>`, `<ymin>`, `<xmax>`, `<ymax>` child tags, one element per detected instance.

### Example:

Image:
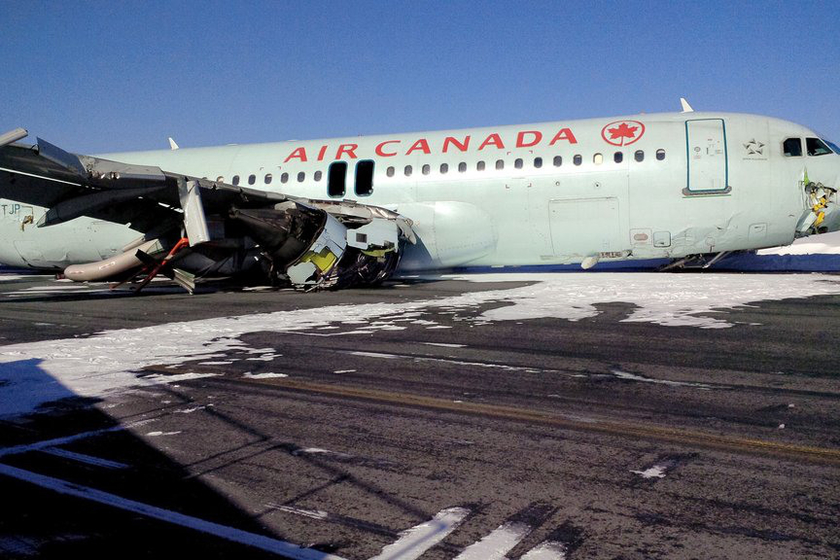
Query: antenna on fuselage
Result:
<box><xmin>168</xmin><ymin>137</ymin><xmax>180</xmax><ymax>150</ymax></box>
<box><xmin>680</xmin><ymin>98</ymin><xmax>694</xmax><ymax>113</ymax></box>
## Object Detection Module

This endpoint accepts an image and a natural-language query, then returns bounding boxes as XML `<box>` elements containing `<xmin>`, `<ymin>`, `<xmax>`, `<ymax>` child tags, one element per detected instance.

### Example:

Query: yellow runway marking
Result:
<box><xmin>239</xmin><ymin>377</ymin><xmax>840</xmax><ymax>466</ymax></box>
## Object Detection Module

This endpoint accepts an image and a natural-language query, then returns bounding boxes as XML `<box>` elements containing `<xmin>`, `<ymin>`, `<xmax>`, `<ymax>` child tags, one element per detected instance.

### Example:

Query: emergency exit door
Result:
<box><xmin>685</xmin><ymin>119</ymin><xmax>729</xmax><ymax>194</ymax></box>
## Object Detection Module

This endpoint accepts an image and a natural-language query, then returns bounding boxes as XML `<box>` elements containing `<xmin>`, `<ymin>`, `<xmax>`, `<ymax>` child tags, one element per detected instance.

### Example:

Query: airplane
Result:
<box><xmin>1</xmin><ymin>100</ymin><xmax>838</xmax><ymax>292</ymax></box>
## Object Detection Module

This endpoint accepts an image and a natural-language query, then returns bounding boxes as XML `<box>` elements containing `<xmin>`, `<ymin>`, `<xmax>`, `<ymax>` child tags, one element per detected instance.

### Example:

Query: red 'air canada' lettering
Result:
<box><xmin>282</xmin><ymin>126</ymin><xmax>579</xmax><ymax>163</ymax></box>
<box><xmin>478</xmin><ymin>133</ymin><xmax>505</xmax><ymax>150</ymax></box>
<box><xmin>284</xmin><ymin>147</ymin><xmax>307</xmax><ymax>163</ymax></box>
<box><xmin>406</xmin><ymin>138</ymin><xmax>431</xmax><ymax>155</ymax></box>
<box><xmin>548</xmin><ymin>128</ymin><xmax>578</xmax><ymax>145</ymax></box>
<box><xmin>375</xmin><ymin>140</ymin><xmax>400</xmax><ymax>157</ymax></box>
<box><xmin>443</xmin><ymin>136</ymin><xmax>470</xmax><ymax>153</ymax></box>
<box><xmin>516</xmin><ymin>130</ymin><xmax>542</xmax><ymax>148</ymax></box>
<box><xmin>335</xmin><ymin>144</ymin><xmax>358</xmax><ymax>159</ymax></box>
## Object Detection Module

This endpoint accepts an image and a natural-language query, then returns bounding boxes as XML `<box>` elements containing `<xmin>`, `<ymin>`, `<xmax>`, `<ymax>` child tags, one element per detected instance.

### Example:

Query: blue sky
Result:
<box><xmin>2</xmin><ymin>1</ymin><xmax>839</xmax><ymax>153</ymax></box>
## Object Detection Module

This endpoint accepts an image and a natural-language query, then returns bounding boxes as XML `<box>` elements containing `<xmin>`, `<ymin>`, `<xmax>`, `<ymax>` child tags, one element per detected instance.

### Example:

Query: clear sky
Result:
<box><xmin>2</xmin><ymin>1</ymin><xmax>839</xmax><ymax>154</ymax></box>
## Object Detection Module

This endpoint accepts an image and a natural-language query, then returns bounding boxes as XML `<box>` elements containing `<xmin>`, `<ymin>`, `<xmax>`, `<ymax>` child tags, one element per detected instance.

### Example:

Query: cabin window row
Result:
<box><xmin>217</xmin><ymin>149</ymin><xmax>669</xmax><ymax>187</ymax></box>
<box><xmin>223</xmin><ymin>171</ymin><xmax>325</xmax><ymax>186</ymax></box>
<box><xmin>385</xmin><ymin>149</ymin><xmax>665</xmax><ymax>177</ymax></box>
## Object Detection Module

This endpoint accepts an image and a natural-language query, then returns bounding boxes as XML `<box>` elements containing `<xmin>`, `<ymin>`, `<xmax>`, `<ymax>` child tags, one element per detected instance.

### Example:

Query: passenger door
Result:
<box><xmin>684</xmin><ymin>119</ymin><xmax>730</xmax><ymax>194</ymax></box>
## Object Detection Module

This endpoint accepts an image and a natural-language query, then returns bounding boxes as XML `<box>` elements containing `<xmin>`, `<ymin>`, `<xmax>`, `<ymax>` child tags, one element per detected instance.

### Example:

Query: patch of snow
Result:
<box><xmin>175</xmin><ymin>405</ymin><xmax>209</xmax><ymax>414</ymax></box>
<box><xmin>631</xmin><ymin>465</ymin><xmax>668</xmax><ymax>479</ymax></box>
<box><xmin>758</xmin><ymin>231</ymin><xmax>840</xmax><ymax>255</ymax></box>
<box><xmin>242</xmin><ymin>372</ymin><xmax>288</xmax><ymax>379</ymax></box>
<box><xmin>610</xmin><ymin>368</ymin><xmax>713</xmax><ymax>389</ymax></box>
<box><xmin>291</xmin><ymin>448</ymin><xmax>351</xmax><ymax>459</ymax></box>
<box><xmin>0</xmin><ymin>275</ymin><xmax>34</xmax><ymax>282</ymax></box>
<box><xmin>349</xmin><ymin>351</ymin><xmax>400</xmax><ymax>359</ymax></box>
<box><xmin>449</xmin><ymin>272</ymin><xmax>840</xmax><ymax>329</ymax></box>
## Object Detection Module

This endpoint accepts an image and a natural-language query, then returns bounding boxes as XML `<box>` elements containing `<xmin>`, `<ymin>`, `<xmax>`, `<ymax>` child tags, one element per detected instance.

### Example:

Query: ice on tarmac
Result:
<box><xmin>2</xmin><ymin>273</ymin><xmax>840</xmax><ymax>417</ymax></box>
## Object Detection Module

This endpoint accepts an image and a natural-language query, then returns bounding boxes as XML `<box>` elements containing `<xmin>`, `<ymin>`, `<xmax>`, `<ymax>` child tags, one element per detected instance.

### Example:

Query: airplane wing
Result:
<box><xmin>0</xmin><ymin>131</ymin><xmax>415</xmax><ymax>292</ymax></box>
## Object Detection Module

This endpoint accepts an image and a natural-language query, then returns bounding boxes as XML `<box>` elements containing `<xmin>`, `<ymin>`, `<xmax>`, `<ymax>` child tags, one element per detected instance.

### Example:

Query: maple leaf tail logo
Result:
<box><xmin>601</xmin><ymin>120</ymin><xmax>646</xmax><ymax>147</ymax></box>
<box><xmin>608</xmin><ymin>123</ymin><xmax>638</xmax><ymax>143</ymax></box>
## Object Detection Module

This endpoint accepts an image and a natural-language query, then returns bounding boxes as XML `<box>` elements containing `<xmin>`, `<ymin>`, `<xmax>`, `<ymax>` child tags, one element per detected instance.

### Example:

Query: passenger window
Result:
<box><xmin>440</xmin><ymin>163</ymin><xmax>449</xmax><ymax>174</ymax></box>
<box><xmin>634</xmin><ymin>150</ymin><xmax>644</xmax><ymax>162</ymax></box>
<box><xmin>422</xmin><ymin>164</ymin><xmax>430</xmax><ymax>175</ymax></box>
<box><xmin>232</xmin><ymin>175</ymin><xmax>240</xmax><ymax>186</ymax></box>
<box><xmin>614</xmin><ymin>152</ymin><xmax>623</xmax><ymax>163</ymax></box>
<box><xmin>328</xmin><ymin>161</ymin><xmax>347</xmax><ymax>197</ymax></box>
<box><xmin>314</xmin><ymin>170</ymin><xmax>322</xmax><ymax>181</ymax></box>
<box><xmin>386</xmin><ymin>166</ymin><xmax>395</xmax><ymax>177</ymax></box>
<box><xmin>514</xmin><ymin>158</ymin><xmax>523</xmax><ymax>169</ymax></box>
<box><xmin>297</xmin><ymin>172</ymin><xmax>305</xmax><ymax>182</ymax></box>
<box><xmin>593</xmin><ymin>153</ymin><xmax>603</xmax><ymax>165</ymax></box>
<box><xmin>282</xmin><ymin>173</ymin><xmax>290</xmax><ymax>184</ymax></box>
<box><xmin>355</xmin><ymin>160</ymin><xmax>374</xmax><ymax>196</ymax></box>
<box><xmin>783</xmin><ymin>138</ymin><xmax>803</xmax><ymax>157</ymax></box>
<box><xmin>248</xmin><ymin>174</ymin><xmax>256</xmax><ymax>185</ymax></box>
<box><xmin>656</xmin><ymin>149</ymin><xmax>666</xmax><ymax>161</ymax></box>
<box><xmin>534</xmin><ymin>157</ymin><xmax>543</xmax><ymax>168</ymax></box>
<box><xmin>458</xmin><ymin>162</ymin><xmax>467</xmax><ymax>172</ymax></box>
<box><xmin>495</xmin><ymin>159</ymin><xmax>504</xmax><ymax>170</ymax></box>
<box><xmin>573</xmin><ymin>155</ymin><xmax>582</xmax><ymax>166</ymax></box>
<box><xmin>807</xmin><ymin>137</ymin><xmax>833</xmax><ymax>156</ymax></box>
<box><xmin>553</xmin><ymin>156</ymin><xmax>562</xmax><ymax>167</ymax></box>
<box><xmin>477</xmin><ymin>161</ymin><xmax>486</xmax><ymax>171</ymax></box>
<box><xmin>264</xmin><ymin>173</ymin><xmax>273</xmax><ymax>184</ymax></box>
<box><xmin>404</xmin><ymin>165</ymin><xmax>413</xmax><ymax>176</ymax></box>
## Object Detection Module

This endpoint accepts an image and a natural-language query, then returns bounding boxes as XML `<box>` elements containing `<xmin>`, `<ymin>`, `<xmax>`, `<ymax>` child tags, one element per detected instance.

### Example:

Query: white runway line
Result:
<box><xmin>520</xmin><ymin>541</ymin><xmax>567</xmax><ymax>559</ymax></box>
<box><xmin>42</xmin><ymin>448</ymin><xmax>129</xmax><ymax>469</ymax></box>
<box><xmin>271</xmin><ymin>505</ymin><xmax>329</xmax><ymax>520</ymax></box>
<box><xmin>0</xmin><ymin>463</ymin><xmax>349</xmax><ymax>560</ymax></box>
<box><xmin>369</xmin><ymin>507</ymin><xmax>470</xmax><ymax>560</ymax></box>
<box><xmin>453</xmin><ymin>521</ymin><xmax>531</xmax><ymax>560</ymax></box>
<box><xmin>0</xmin><ymin>426</ymin><xmax>124</xmax><ymax>459</ymax></box>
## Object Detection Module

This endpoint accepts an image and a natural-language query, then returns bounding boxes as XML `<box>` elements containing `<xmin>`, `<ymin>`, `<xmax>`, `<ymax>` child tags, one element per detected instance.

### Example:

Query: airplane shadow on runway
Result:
<box><xmin>0</xmin><ymin>358</ymin><xmax>463</xmax><ymax>559</ymax></box>
<box><xmin>0</xmin><ymin>358</ymin><xmax>358</xmax><ymax>559</ymax></box>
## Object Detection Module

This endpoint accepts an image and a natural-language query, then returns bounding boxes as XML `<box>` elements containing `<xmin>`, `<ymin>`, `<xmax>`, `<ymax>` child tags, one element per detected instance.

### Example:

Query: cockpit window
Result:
<box><xmin>783</xmin><ymin>138</ymin><xmax>802</xmax><ymax>157</ymax></box>
<box><xmin>806</xmin><ymin>137</ymin><xmax>832</xmax><ymax>156</ymax></box>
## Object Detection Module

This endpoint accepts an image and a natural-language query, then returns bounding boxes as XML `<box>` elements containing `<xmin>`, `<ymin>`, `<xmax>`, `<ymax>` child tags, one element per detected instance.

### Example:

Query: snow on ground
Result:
<box><xmin>2</xmin><ymin>273</ymin><xmax>840</xmax><ymax>417</ymax></box>
<box><xmin>758</xmin><ymin>231</ymin><xmax>840</xmax><ymax>255</ymax></box>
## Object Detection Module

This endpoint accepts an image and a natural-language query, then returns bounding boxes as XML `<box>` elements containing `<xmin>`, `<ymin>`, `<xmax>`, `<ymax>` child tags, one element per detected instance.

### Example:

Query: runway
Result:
<box><xmin>1</xmin><ymin>271</ymin><xmax>839</xmax><ymax>559</ymax></box>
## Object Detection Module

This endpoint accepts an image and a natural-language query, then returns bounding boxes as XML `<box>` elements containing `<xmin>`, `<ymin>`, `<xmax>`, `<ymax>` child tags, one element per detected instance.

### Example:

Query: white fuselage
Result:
<box><xmin>2</xmin><ymin>111</ymin><xmax>839</xmax><ymax>271</ymax></box>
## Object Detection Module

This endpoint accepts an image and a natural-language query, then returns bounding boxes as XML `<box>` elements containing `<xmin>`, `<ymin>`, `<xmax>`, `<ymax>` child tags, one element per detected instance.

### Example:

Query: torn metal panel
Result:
<box><xmin>797</xmin><ymin>180</ymin><xmax>839</xmax><ymax>235</ymax></box>
<box><xmin>178</xmin><ymin>179</ymin><xmax>211</xmax><ymax>246</ymax></box>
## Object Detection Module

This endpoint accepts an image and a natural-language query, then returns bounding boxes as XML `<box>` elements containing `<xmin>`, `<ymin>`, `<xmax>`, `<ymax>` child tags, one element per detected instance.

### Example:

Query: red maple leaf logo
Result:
<box><xmin>601</xmin><ymin>120</ymin><xmax>646</xmax><ymax>146</ymax></box>
<box><xmin>608</xmin><ymin>123</ymin><xmax>638</xmax><ymax>141</ymax></box>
